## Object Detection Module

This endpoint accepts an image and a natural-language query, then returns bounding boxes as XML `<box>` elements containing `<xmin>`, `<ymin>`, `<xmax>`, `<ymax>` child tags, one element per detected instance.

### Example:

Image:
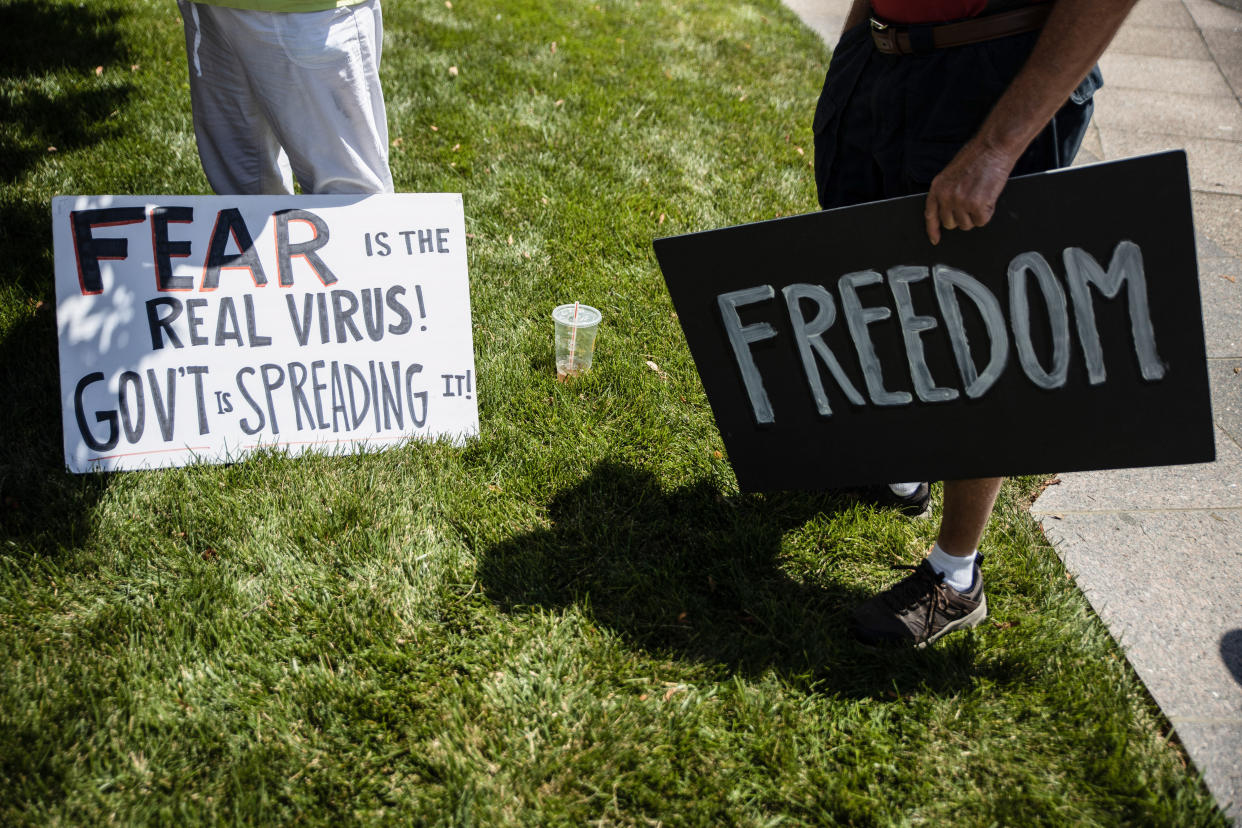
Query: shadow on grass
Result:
<box><xmin>0</xmin><ymin>1</ymin><xmax>139</xmax><ymax>546</ymax></box>
<box><xmin>0</xmin><ymin>1</ymin><xmax>133</xmax><ymax>187</ymax></box>
<box><xmin>479</xmin><ymin>460</ymin><xmax>1010</xmax><ymax>700</ymax></box>
<box><xmin>0</xmin><ymin>306</ymin><xmax>106</xmax><ymax>557</ymax></box>
<box><xmin>0</xmin><ymin>199</ymin><xmax>57</xmax><ymax>304</ymax></box>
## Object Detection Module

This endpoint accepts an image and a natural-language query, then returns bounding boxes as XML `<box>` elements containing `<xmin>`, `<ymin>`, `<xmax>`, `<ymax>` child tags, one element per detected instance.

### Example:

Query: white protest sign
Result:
<box><xmin>52</xmin><ymin>194</ymin><xmax>478</xmax><ymax>473</ymax></box>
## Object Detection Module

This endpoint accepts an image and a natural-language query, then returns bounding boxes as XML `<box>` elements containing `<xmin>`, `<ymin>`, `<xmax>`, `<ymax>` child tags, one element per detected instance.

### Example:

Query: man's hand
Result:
<box><xmin>923</xmin><ymin>140</ymin><xmax>1016</xmax><ymax>245</ymax></box>
<box><xmin>918</xmin><ymin>0</ymin><xmax>1138</xmax><ymax>245</ymax></box>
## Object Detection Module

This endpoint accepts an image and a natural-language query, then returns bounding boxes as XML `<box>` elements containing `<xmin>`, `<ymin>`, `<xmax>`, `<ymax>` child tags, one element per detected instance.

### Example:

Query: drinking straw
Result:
<box><xmin>568</xmin><ymin>301</ymin><xmax>580</xmax><ymax>368</ymax></box>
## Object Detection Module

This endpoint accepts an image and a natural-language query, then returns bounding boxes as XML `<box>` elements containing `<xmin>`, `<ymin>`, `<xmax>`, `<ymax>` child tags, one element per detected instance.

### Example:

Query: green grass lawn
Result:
<box><xmin>0</xmin><ymin>0</ymin><xmax>1228</xmax><ymax>824</ymax></box>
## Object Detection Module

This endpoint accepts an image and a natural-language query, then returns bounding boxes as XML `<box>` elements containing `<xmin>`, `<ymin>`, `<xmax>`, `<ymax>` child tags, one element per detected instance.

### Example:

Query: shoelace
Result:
<box><xmin>881</xmin><ymin>563</ymin><xmax>951</xmax><ymax>643</ymax></box>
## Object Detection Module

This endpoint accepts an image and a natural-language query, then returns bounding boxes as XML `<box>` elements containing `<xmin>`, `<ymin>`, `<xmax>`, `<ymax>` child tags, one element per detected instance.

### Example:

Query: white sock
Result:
<box><xmin>927</xmin><ymin>543</ymin><xmax>978</xmax><ymax>592</ymax></box>
<box><xmin>888</xmin><ymin>482</ymin><xmax>922</xmax><ymax>497</ymax></box>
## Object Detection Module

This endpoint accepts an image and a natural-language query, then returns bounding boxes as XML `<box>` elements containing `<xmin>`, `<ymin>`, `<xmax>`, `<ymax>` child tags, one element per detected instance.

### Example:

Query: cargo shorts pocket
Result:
<box><xmin>1071</xmin><ymin>64</ymin><xmax>1103</xmax><ymax>104</ymax></box>
<box><xmin>813</xmin><ymin>23</ymin><xmax>872</xmax><ymax>207</ymax></box>
<box><xmin>812</xmin><ymin>23</ymin><xmax>871</xmax><ymax>134</ymax></box>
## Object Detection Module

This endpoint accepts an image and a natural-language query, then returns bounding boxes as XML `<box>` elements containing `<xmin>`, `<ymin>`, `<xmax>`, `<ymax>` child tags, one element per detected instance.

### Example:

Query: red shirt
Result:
<box><xmin>871</xmin><ymin>0</ymin><xmax>1046</xmax><ymax>25</ymax></box>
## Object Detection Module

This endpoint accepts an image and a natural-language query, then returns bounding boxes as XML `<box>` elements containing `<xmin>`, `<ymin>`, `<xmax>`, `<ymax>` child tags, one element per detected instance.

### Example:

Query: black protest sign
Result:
<box><xmin>654</xmin><ymin>151</ymin><xmax>1214</xmax><ymax>492</ymax></box>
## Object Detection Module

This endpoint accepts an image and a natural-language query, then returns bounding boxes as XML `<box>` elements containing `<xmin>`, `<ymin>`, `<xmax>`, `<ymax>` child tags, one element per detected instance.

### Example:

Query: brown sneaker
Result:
<box><xmin>852</xmin><ymin>556</ymin><xmax>987</xmax><ymax>648</ymax></box>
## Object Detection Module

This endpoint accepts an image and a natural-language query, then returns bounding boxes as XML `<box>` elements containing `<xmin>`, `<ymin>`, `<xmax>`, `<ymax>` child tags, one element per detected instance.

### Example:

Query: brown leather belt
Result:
<box><xmin>869</xmin><ymin>5</ymin><xmax>1051</xmax><ymax>55</ymax></box>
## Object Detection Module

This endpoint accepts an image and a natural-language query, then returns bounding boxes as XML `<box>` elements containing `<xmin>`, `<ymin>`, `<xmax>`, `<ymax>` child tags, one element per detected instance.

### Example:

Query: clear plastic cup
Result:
<box><xmin>552</xmin><ymin>303</ymin><xmax>602</xmax><ymax>380</ymax></box>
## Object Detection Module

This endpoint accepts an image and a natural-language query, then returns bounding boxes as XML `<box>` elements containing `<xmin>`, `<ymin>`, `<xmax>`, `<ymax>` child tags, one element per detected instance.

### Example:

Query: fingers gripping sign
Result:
<box><xmin>924</xmin><ymin>141</ymin><xmax>1015</xmax><ymax>245</ymax></box>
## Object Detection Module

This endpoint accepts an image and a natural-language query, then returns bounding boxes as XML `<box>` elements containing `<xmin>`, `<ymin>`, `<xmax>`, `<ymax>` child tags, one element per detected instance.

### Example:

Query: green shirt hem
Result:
<box><xmin>193</xmin><ymin>0</ymin><xmax>367</xmax><ymax>12</ymax></box>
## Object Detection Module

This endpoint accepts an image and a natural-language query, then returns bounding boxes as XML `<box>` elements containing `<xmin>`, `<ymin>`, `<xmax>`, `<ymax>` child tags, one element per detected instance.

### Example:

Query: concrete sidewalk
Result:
<box><xmin>783</xmin><ymin>0</ymin><xmax>1242</xmax><ymax>820</ymax></box>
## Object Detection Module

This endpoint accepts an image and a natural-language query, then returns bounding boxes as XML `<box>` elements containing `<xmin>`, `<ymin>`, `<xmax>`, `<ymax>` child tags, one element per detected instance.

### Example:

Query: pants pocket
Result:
<box><xmin>813</xmin><ymin>23</ymin><xmax>872</xmax><ymax>207</ymax></box>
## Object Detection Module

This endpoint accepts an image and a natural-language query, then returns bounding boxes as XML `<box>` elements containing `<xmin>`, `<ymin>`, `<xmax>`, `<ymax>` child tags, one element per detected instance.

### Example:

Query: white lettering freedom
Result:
<box><xmin>719</xmin><ymin>241</ymin><xmax>1165</xmax><ymax>425</ymax></box>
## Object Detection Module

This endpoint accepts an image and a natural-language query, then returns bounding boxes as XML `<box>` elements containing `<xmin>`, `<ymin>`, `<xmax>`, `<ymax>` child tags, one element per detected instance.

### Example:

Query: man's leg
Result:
<box><xmin>206</xmin><ymin>1</ymin><xmax>394</xmax><ymax>195</ymax></box>
<box><xmin>850</xmin><ymin>478</ymin><xmax>998</xmax><ymax>648</ymax></box>
<box><xmin>178</xmin><ymin>1</ymin><xmax>294</xmax><ymax>195</ymax></box>
<box><xmin>938</xmin><ymin>477</ymin><xmax>1004</xmax><ymax>555</ymax></box>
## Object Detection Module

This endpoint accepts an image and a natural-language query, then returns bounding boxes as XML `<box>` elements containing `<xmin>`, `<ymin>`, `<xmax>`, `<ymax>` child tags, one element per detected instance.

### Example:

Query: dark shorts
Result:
<box><xmin>812</xmin><ymin>23</ymin><xmax>1102</xmax><ymax>210</ymax></box>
